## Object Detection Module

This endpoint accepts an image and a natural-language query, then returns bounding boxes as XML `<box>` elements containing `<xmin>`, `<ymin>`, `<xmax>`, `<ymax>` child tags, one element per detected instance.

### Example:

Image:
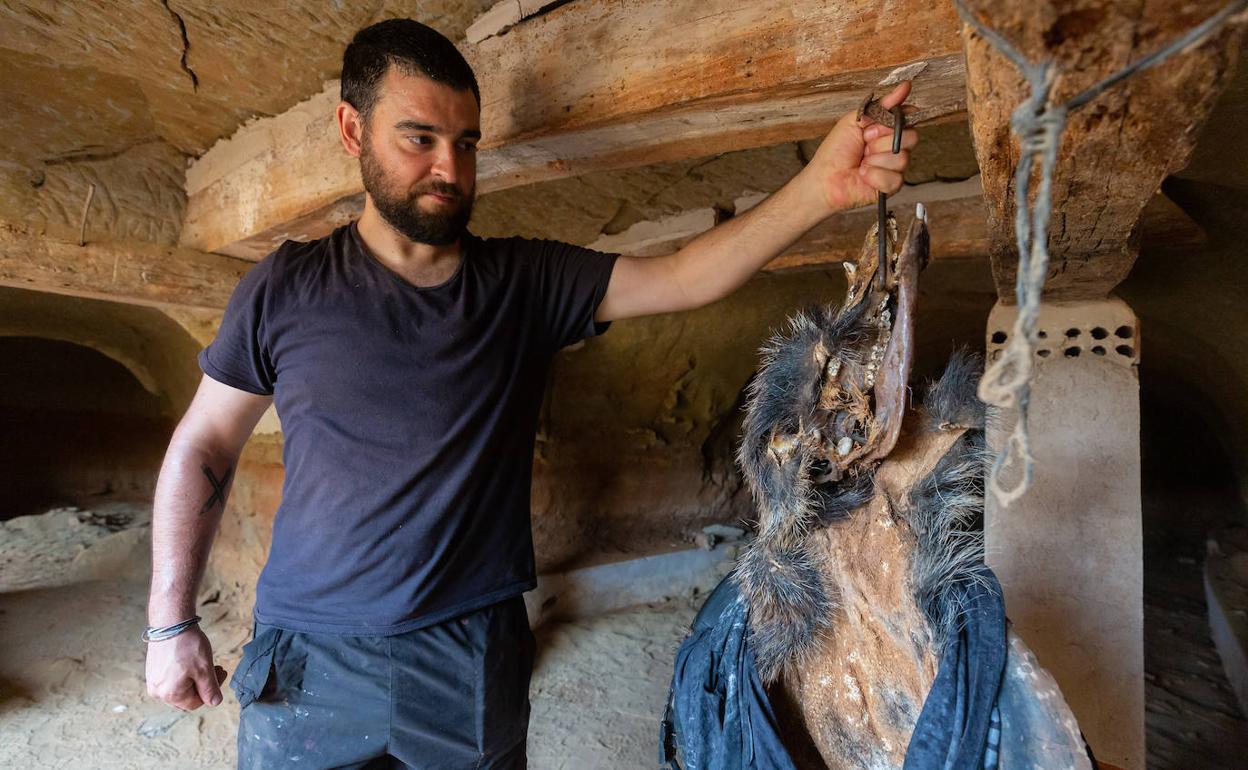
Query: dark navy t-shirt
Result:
<box><xmin>200</xmin><ymin>222</ymin><xmax>618</xmax><ymax>634</ymax></box>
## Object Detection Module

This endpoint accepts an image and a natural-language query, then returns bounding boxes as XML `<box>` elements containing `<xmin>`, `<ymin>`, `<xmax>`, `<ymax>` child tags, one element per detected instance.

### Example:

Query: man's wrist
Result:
<box><xmin>147</xmin><ymin>596</ymin><xmax>198</xmax><ymax>628</ymax></box>
<box><xmin>788</xmin><ymin>166</ymin><xmax>839</xmax><ymax>224</ymax></box>
<box><xmin>142</xmin><ymin>616</ymin><xmax>202</xmax><ymax>643</ymax></box>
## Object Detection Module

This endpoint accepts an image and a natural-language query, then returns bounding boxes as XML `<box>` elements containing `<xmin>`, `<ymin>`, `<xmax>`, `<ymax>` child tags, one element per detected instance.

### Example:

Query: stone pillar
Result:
<box><xmin>984</xmin><ymin>297</ymin><xmax>1144</xmax><ymax>770</ymax></box>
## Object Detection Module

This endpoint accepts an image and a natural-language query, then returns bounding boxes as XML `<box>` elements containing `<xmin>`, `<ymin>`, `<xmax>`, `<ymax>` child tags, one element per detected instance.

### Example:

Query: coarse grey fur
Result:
<box><xmin>737</xmin><ymin>302</ymin><xmax>875</xmax><ymax>540</ymax></box>
<box><xmin>734</xmin><ymin>472</ymin><xmax>875</xmax><ymax>681</ymax></box>
<box><xmin>903</xmin><ymin>431</ymin><xmax>992</xmax><ymax>646</ymax></box>
<box><xmin>734</xmin><ymin>539</ymin><xmax>838</xmax><ymax>681</ymax></box>
<box><xmin>734</xmin><ymin>301</ymin><xmax>878</xmax><ymax>681</ymax></box>
<box><xmin>736</xmin><ymin>341</ymin><xmax>992</xmax><ymax>681</ymax></box>
<box><xmin>908</xmin><ymin>351</ymin><xmax>993</xmax><ymax>646</ymax></box>
<box><xmin>921</xmin><ymin>347</ymin><xmax>987</xmax><ymax>433</ymax></box>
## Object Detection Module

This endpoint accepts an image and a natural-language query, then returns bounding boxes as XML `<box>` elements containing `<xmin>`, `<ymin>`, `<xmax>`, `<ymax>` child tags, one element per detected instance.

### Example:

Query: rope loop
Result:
<box><xmin>951</xmin><ymin>0</ymin><xmax>1246</xmax><ymax>507</ymax></box>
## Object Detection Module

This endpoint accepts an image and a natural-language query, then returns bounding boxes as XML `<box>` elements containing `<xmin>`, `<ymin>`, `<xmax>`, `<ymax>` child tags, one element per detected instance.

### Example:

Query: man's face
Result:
<box><xmin>358</xmin><ymin>68</ymin><xmax>480</xmax><ymax>245</ymax></box>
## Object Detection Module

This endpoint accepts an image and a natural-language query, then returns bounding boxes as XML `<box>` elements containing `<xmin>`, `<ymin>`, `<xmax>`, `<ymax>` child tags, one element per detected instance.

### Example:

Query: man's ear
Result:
<box><xmin>337</xmin><ymin>101</ymin><xmax>364</xmax><ymax>158</ymax></box>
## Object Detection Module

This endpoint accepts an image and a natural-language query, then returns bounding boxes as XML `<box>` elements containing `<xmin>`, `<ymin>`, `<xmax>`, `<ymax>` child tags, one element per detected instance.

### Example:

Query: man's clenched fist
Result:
<box><xmin>145</xmin><ymin>627</ymin><xmax>227</xmax><ymax>711</ymax></box>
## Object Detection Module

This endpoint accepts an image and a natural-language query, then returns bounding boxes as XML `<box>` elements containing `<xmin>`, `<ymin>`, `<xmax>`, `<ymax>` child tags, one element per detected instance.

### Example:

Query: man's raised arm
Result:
<box><xmin>145</xmin><ymin>374</ymin><xmax>272</xmax><ymax>711</ymax></box>
<box><xmin>595</xmin><ymin>82</ymin><xmax>918</xmax><ymax>324</ymax></box>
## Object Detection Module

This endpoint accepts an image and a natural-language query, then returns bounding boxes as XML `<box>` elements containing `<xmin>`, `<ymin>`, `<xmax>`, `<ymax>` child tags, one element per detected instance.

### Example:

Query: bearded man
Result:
<box><xmin>143</xmin><ymin>18</ymin><xmax>916</xmax><ymax>770</ymax></box>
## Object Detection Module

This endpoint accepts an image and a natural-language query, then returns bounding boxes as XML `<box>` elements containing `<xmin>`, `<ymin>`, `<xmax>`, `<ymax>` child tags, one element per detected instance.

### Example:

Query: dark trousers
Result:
<box><xmin>231</xmin><ymin>596</ymin><xmax>535</xmax><ymax>769</ymax></box>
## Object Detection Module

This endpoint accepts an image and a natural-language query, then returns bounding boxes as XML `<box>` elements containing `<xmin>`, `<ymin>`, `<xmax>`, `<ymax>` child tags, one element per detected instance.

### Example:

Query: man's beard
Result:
<box><xmin>359</xmin><ymin>137</ymin><xmax>474</xmax><ymax>246</ymax></box>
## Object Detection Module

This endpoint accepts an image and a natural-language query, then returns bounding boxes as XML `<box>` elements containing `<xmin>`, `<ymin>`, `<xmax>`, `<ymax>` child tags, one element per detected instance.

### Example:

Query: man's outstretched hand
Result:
<box><xmin>145</xmin><ymin>627</ymin><xmax>228</xmax><ymax>711</ymax></box>
<box><xmin>801</xmin><ymin>81</ymin><xmax>920</xmax><ymax>214</ymax></box>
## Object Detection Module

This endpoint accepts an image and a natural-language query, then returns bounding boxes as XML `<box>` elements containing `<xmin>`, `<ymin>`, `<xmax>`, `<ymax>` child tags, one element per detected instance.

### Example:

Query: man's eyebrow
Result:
<box><xmin>394</xmin><ymin>120</ymin><xmax>481</xmax><ymax>140</ymax></box>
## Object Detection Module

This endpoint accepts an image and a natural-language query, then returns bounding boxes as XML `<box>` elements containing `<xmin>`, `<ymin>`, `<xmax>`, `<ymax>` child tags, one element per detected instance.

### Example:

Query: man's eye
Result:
<box><xmin>408</xmin><ymin>135</ymin><xmax>432</xmax><ymax>145</ymax></box>
<box><xmin>458</xmin><ymin>142</ymin><xmax>478</xmax><ymax>153</ymax></box>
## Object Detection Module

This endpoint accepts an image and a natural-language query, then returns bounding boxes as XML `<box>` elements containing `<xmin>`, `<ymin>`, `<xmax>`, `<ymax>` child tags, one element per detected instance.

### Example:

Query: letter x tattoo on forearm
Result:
<box><xmin>199</xmin><ymin>464</ymin><xmax>234</xmax><ymax>516</ymax></box>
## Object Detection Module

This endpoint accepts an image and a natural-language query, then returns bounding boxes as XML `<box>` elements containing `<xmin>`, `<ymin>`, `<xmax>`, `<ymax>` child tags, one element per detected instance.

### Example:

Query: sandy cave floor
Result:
<box><xmin>0</xmin><ymin>502</ymin><xmax>1245</xmax><ymax>769</ymax></box>
<box><xmin>0</xmin><ymin>504</ymin><xmax>698</xmax><ymax>769</ymax></box>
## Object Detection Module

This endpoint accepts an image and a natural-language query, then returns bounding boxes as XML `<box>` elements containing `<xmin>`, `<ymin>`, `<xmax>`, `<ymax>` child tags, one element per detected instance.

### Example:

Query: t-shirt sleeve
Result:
<box><xmin>198</xmin><ymin>255</ymin><xmax>277</xmax><ymax>395</ymax></box>
<box><xmin>530</xmin><ymin>240</ymin><xmax>619</xmax><ymax>350</ymax></box>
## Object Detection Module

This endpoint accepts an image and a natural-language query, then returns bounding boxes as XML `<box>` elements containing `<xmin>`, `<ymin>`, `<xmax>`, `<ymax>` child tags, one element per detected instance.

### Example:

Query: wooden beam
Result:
<box><xmin>181</xmin><ymin>0</ymin><xmax>968</xmax><ymax>260</ymax></box>
<box><xmin>764</xmin><ymin>186</ymin><xmax>1201</xmax><ymax>273</ymax></box>
<box><xmin>959</xmin><ymin>0</ymin><xmax>1244</xmax><ymax>301</ymax></box>
<box><xmin>0</xmin><ymin>225</ymin><xmax>250</xmax><ymax>310</ymax></box>
<box><xmin>589</xmin><ymin>177</ymin><xmax>1202</xmax><ymax>273</ymax></box>
<box><xmin>764</xmin><ymin>179</ymin><xmax>993</xmax><ymax>271</ymax></box>
<box><xmin>466</xmin><ymin>0</ymin><xmax>564</xmax><ymax>45</ymax></box>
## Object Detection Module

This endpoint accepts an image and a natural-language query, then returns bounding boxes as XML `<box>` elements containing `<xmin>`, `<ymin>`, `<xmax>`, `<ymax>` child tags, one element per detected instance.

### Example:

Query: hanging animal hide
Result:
<box><xmin>732</xmin><ymin>207</ymin><xmax>1091</xmax><ymax>768</ymax></box>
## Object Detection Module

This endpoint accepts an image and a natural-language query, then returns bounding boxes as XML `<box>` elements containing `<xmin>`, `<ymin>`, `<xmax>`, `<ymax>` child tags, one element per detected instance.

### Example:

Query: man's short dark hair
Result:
<box><xmin>341</xmin><ymin>19</ymin><xmax>480</xmax><ymax>119</ymax></box>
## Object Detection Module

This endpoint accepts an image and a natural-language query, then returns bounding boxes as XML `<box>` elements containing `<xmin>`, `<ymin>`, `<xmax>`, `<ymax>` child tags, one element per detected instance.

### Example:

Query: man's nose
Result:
<box><xmin>431</xmin><ymin>143</ymin><xmax>459</xmax><ymax>186</ymax></box>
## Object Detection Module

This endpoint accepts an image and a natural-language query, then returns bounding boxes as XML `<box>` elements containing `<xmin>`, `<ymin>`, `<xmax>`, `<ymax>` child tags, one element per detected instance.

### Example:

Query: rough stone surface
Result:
<box><xmin>0</xmin><ymin>0</ymin><xmax>493</xmax><ymax>245</ymax></box>
<box><xmin>0</xmin><ymin>504</ymin><xmax>152</xmax><ymax>592</ymax></box>
<box><xmin>160</xmin><ymin>308</ymin><xmax>223</xmax><ymax>348</ymax></box>
<box><xmin>0</xmin><ymin>1</ymin><xmax>493</xmax><ymax>157</ymax></box>
<box><xmin>0</xmin><ymin>48</ymin><xmax>159</xmax><ymax>168</ymax></box>
<box><xmin>0</xmin><ymin>286</ymin><xmax>201</xmax><ymax>414</ymax></box>
<box><xmin>0</xmin><ymin>140</ymin><xmax>186</xmax><ymax>246</ymax></box>
<box><xmin>900</xmin><ymin>121</ymin><xmax>981</xmax><ymax>185</ymax></box>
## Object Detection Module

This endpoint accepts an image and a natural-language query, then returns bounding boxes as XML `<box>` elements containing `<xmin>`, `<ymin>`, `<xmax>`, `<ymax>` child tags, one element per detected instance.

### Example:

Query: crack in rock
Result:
<box><xmin>161</xmin><ymin>0</ymin><xmax>199</xmax><ymax>92</ymax></box>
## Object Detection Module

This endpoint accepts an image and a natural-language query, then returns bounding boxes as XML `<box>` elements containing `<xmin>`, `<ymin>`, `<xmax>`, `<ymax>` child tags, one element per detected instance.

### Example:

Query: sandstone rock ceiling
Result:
<box><xmin>0</xmin><ymin>1</ymin><xmax>493</xmax><ymax>243</ymax></box>
<box><xmin>0</xmin><ymin>1</ymin><xmax>493</xmax><ymax>158</ymax></box>
<box><xmin>0</xmin><ymin>2</ymin><xmax>1241</xmax><ymax>251</ymax></box>
<box><xmin>0</xmin><ymin>0</ymin><xmax>986</xmax><ymax>252</ymax></box>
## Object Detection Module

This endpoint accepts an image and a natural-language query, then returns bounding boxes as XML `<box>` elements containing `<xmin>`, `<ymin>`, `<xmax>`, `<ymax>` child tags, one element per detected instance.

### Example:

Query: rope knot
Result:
<box><xmin>1011</xmin><ymin>105</ymin><xmax>1067</xmax><ymax>158</ymax></box>
<box><xmin>951</xmin><ymin>0</ymin><xmax>1246</xmax><ymax>507</ymax></box>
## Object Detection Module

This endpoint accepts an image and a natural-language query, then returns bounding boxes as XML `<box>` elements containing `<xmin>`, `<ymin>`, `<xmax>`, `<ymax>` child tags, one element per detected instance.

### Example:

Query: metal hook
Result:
<box><xmin>891</xmin><ymin>105</ymin><xmax>905</xmax><ymax>153</ymax></box>
<box><xmin>874</xmin><ymin>105</ymin><xmax>906</xmax><ymax>290</ymax></box>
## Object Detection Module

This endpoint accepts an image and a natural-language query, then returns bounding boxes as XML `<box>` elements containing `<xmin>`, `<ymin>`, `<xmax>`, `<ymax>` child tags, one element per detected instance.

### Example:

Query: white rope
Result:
<box><xmin>951</xmin><ymin>0</ymin><xmax>1248</xmax><ymax>507</ymax></box>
